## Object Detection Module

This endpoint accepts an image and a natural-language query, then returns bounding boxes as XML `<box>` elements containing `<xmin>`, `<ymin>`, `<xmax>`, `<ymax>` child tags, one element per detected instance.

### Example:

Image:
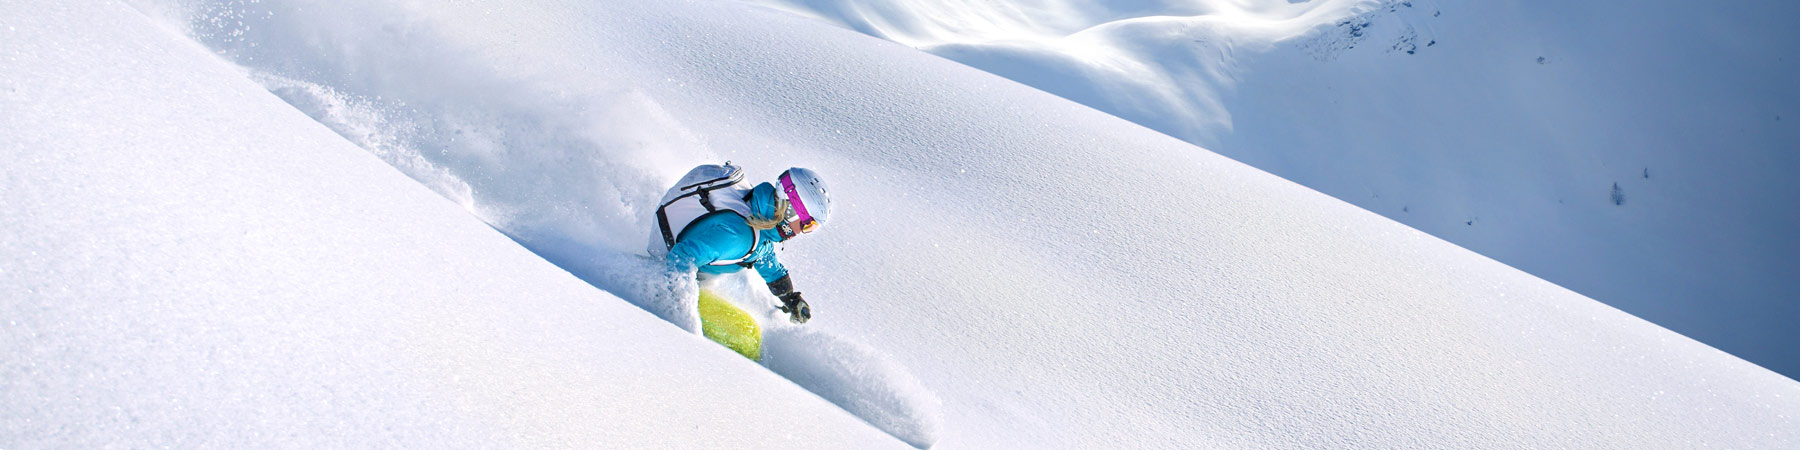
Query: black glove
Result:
<box><xmin>777</xmin><ymin>292</ymin><xmax>811</xmax><ymax>324</ymax></box>
<box><xmin>767</xmin><ymin>275</ymin><xmax>811</xmax><ymax>323</ymax></box>
<box><xmin>767</xmin><ymin>276</ymin><xmax>795</xmax><ymax>297</ymax></box>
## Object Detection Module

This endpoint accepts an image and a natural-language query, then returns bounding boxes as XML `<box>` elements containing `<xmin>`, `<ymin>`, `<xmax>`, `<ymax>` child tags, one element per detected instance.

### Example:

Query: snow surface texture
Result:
<box><xmin>1</xmin><ymin>2</ymin><xmax>909</xmax><ymax>449</ymax></box>
<box><xmin>5</xmin><ymin>0</ymin><xmax>1797</xmax><ymax>449</ymax></box>
<box><xmin>1219</xmin><ymin>0</ymin><xmax>1800</xmax><ymax>381</ymax></box>
<box><xmin>742</xmin><ymin>0</ymin><xmax>1800</xmax><ymax>379</ymax></box>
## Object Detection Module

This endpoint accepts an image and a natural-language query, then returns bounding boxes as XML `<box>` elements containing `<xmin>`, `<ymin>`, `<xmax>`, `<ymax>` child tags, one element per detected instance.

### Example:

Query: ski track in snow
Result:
<box><xmin>763</xmin><ymin>322</ymin><xmax>945</xmax><ymax>448</ymax></box>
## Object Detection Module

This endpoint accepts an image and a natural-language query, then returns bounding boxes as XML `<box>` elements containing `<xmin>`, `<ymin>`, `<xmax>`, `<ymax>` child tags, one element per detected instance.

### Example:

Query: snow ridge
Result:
<box><xmin>745</xmin><ymin>0</ymin><xmax>1377</xmax><ymax>143</ymax></box>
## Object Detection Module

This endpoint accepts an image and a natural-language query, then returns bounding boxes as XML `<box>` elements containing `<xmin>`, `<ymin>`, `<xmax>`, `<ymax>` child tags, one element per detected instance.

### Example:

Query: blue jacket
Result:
<box><xmin>664</xmin><ymin>182</ymin><xmax>790</xmax><ymax>283</ymax></box>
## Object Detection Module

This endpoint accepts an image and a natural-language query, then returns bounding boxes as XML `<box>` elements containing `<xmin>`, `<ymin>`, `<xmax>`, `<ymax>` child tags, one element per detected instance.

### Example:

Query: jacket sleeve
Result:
<box><xmin>752</xmin><ymin>249</ymin><xmax>789</xmax><ymax>285</ymax></box>
<box><xmin>748</xmin><ymin>227</ymin><xmax>790</xmax><ymax>284</ymax></box>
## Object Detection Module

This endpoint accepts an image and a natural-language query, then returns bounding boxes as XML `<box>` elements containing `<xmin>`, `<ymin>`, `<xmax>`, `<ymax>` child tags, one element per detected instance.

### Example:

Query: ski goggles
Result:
<box><xmin>779</xmin><ymin>172</ymin><xmax>819</xmax><ymax>234</ymax></box>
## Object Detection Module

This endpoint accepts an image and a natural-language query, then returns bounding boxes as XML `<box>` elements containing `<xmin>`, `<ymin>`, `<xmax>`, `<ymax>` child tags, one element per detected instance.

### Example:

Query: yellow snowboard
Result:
<box><xmin>698</xmin><ymin>289</ymin><xmax>763</xmax><ymax>361</ymax></box>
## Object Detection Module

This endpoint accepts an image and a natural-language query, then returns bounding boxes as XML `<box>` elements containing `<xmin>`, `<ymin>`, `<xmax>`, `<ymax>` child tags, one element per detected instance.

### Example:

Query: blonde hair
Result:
<box><xmin>745</xmin><ymin>198</ymin><xmax>787</xmax><ymax>231</ymax></box>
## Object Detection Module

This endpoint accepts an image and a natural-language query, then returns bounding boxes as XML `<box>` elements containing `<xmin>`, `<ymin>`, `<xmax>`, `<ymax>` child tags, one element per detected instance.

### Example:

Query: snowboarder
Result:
<box><xmin>650</xmin><ymin>163</ymin><xmax>831</xmax><ymax>324</ymax></box>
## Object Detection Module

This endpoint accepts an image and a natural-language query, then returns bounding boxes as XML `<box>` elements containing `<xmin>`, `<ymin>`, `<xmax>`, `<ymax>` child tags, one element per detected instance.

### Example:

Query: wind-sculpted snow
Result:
<box><xmin>745</xmin><ymin>0</ymin><xmax>1376</xmax><ymax>143</ymax></box>
<box><xmin>91</xmin><ymin>0</ymin><xmax>1800</xmax><ymax>448</ymax></box>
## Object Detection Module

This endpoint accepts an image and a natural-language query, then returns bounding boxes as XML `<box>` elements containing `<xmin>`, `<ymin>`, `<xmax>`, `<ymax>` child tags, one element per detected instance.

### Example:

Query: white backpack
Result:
<box><xmin>651</xmin><ymin>163</ymin><xmax>759</xmax><ymax>266</ymax></box>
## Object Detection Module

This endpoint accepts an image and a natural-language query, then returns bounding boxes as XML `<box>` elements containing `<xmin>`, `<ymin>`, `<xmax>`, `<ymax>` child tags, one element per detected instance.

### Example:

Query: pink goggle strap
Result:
<box><xmin>779</xmin><ymin>172</ymin><xmax>815</xmax><ymax>228</ymax></box>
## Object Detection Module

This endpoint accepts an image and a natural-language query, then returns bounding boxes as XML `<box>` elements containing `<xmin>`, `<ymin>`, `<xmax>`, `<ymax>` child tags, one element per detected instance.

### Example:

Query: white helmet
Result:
<box><xmin>778</xmin><ymin>167</ymin><xmax>831</xmax><ymax>233</ymax></box>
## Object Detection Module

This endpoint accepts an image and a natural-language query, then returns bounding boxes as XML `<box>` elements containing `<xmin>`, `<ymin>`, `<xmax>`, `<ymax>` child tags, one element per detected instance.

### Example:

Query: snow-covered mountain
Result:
<box><xmin>5</xmin><ymin>0</ymin><xmax>1798</xmax><ymax>448</ymax></box>
<box><xmin>742</xmin><ymin>0</ymin><xmax>1800</xmax><ymax>380</ymax></box>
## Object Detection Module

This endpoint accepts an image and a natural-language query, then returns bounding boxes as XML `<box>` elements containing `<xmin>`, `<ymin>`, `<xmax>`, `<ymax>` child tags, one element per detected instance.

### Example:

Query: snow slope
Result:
<box><xmin>735</xmin><ymin>0</ymin><xmax>1800</xmax><ymax>379</ymax></box>
<box><xmin>1218</xmin><ymin>0</ymin><xmax>1800</xmax><ymax>380</ymax></box>
<box><xmin>0</xmin><ymin>2</ymin><xmax>907</xmax><ymax>448</ymax></box>
<box><xmin>6</xmin><ymin>0</ymin><xmax>1798</xmax><ymax>448</ymax></box>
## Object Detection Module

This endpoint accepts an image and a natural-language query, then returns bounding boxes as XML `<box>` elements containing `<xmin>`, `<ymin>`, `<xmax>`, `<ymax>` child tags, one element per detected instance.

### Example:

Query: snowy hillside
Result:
<box><xmin>6</xmin><ymin>0</ymin><xmax>1799</xmax><ymax>448</ymax></box>
<box><xmin>1</xmin><ymin>3</ymin><xmax>906</xmax><ymax>448</ymax></box>
<box><xmin>745</xmin><ymin>0</ymin><xmax>1800</xmax><ymax>379</ymax></box>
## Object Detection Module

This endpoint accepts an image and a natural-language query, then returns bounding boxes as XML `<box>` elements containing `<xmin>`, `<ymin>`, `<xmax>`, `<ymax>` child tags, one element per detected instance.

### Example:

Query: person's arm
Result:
<box><xmin>752</xmin><ymin>249</ymin><xmax>809</xmax><ymax>323</ymax></box>
<box><xmin>753</xmin><ymin>249</ymin><xmax>790</xmax><ymax>292</ymax></box>
<box><xmin>765</xmin><ymin>274</ymin><xmax>795</xmax><ymax>298</ymax></box>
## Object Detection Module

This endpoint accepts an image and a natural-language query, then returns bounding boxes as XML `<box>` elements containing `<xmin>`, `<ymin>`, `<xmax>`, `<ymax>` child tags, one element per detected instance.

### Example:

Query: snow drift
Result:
<box><xmin>744</xmin><ymin>0</ymin><xmax>1377</xmax><ymax>143</ymax></box>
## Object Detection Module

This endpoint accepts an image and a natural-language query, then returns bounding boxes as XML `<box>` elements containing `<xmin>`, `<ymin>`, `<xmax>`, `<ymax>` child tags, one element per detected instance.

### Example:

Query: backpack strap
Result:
<box><xmin>654</xmin><ymin>163</ymin><xmax>758</xmax><ymax>266</ymax></box>
<box><xmin>660</xmin><ymin>209</ymin><xmax>762</xmax><ymax>267</ymax></box>
<box><xmin>655</xmin><ymin>167</ymin><xmax>741</xmax><ymax>249</ymax></box>
<box><xmin>657</xmin><ymin>207</ymin><xmax>677</xmax><ymax>249</ymax></box>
